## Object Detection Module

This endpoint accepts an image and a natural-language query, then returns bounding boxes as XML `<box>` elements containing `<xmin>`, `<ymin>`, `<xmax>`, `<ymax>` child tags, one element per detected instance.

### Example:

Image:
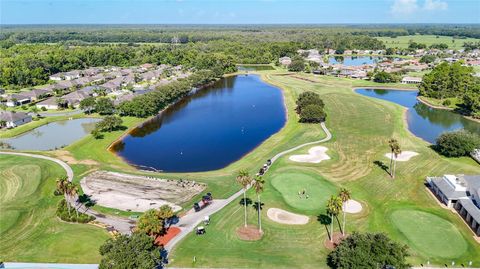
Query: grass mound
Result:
<box><xmin>271</xmin><ymin>172</ymin><xmax>337</xmax><ymax>212</ymax></box>
<box><xmin>390</xmin><ymin>209</ymin><xmax>468</xmax><ymax>258</ymax></box>
<box><xmin>0</xmin><ymin>155</ymin><xmax>109</xmax><ymax>263</ymax></box>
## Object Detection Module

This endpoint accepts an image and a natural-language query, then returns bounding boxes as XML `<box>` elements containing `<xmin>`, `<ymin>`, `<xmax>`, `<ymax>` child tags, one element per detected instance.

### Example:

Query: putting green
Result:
<box><xmin>390</xmin><ymin>209</ymin><xmax>467</xmax><ymax>258</ymax></box>
<box><xmin>271</xmin><ymin>172</ymin><xmax>337</xmax><ymax>212</ymax></box>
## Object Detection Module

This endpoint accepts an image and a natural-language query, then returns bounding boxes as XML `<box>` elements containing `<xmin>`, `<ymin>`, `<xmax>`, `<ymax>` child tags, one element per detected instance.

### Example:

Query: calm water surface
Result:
<box><xmin>355</xmin><ymin>89</ymin><xmax>480</xmax><ymax>143</ymax></box>
<box><xmin>1</xmin><ymin>118</ymin><xmax>100</xmax><ymax>151</ymax></box>
<box><xmin>329</xmin><ymin>56</ymin><xmax>379</xmax><ymax>66</ymax></box>
<box><xmin>113</xmin><ymin>75</ymin><xmax>286</xmax><ymax>172</ymax></box>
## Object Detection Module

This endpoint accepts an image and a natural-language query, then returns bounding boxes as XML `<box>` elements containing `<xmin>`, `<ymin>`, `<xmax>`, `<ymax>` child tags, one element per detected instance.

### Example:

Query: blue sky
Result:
<box><xmin>1</xmin><ymin>0</ymin><xmax>479</xmax><ymax>24</ymax></box>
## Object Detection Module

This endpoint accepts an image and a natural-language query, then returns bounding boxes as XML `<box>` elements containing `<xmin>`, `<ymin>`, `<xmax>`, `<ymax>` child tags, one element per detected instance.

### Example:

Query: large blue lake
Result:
<box><xmin>113</xmin><ymin>75</ymin><xmax>286</xmax><ymax>172</ymax></box>
<box><xmin>355</xmin><ymin>89</ymin><xmax>480</xmax><ymax>143</ymax></box>
<box><xmin>329</xmin><ymin>56</ymin><xmax>379</xmax><ymax>66</ymax></box>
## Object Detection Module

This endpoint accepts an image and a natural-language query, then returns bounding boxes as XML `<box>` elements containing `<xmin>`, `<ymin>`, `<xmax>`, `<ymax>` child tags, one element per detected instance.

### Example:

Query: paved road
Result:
<box><xmin>165</xmin><ymin>122</ymin><xmax>332</xmax><ymax>251</ymax></box>
<box><xmin>0</xmin><ymin>151</ymin><xmax>133</xmax><ymax>234</ymax></box>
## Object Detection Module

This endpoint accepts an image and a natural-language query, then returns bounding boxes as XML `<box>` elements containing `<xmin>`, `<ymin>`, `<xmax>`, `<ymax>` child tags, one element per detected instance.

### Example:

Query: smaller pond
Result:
<box><xmin>237</xmin><ymin>65</ymin><xmax>275</xmax><ymax>71</ymax></box>
<box><xmin>356</xmin><ymin>89</ymin><xmax>480</xmax><ymax>143</ymax></box>
<box><xmin>328</xmin><ymin>56</ymin><xmax>402</xmax><ymax>66</ymax></box>
<box><xmin>1</xmin><ymin>118</ymin><xmax>100</xmax><ymax>151</ymax></box>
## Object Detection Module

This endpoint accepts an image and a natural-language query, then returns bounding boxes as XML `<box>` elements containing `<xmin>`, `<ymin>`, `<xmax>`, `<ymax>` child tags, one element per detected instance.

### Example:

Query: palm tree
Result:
<box><xmin>388</xmin><ymin>138</ymin><xmax>399</xmax><ymax>178</ymax></box>
<box><xmin>338</xmin><ymin>188</ymin><xmax>351</xmax><ymax>236</ymax></box>
<box><xmin>56</xmin><ymin>177</ymin><xmax>70</xmax><ymax>214</ymax></box>
<box><xmin>68</xmin><ymin>183</ymin><xmax>79</xmax><ymax>218</ymax></box>
<box><xmin>392</xmin><ymin>143</ymin><xmax>402</xmax><ymax>179</ymax></box>
<box><xmin>236</xmin><ymin>170</ymin><xmax>252</xmax><ymax>227</ymax></box>
<box><xmin>326</xmin><ymin>195</ymin><xmax>342</xmax><ymax>242</ymax></box>
<box><xmin>252</xmin><ymin>176</ymin><xmax>265</xmax><ymax>233</ymax></box>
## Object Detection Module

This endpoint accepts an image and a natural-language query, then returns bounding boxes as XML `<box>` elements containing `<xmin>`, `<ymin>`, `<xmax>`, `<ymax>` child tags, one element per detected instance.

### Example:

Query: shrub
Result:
<box><xmin>56</xmin><ymin>199</ymin><xmax>95</xmax><ymax>223</ymax></box>
<box><xmin>327</xmin><ymin>232</ymin><xmax>410</xmax><ymax>269</ymax></box>
<box><xmin>442</xmin><ymin>99</ymin><xmax>451</xmax><ymax>106</ymax></box>
<box><xmin>299</xmin><ymin>104</ymin><xmax>326</xmax><ymax>123</ymax></box>
<box><xmin>288</xmin><ymin>56</ymin><xmax>305</xmax><ymax>72</ymax></box>
<box><xmin>435</xmin><ymin>130</ymin><xmax>480</xmax><ymax>157</ymax></box>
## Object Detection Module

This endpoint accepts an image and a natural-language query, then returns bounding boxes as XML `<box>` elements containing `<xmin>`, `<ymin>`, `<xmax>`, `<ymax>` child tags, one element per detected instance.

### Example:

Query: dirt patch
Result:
<box><xmin>324</xmin><ymin>232</ymin><xmax>347</xmax><ymax>250</ymax></box>
<box><xmin>154</xmin><ymin>227</ymin><xmax>181</xmax><ymax>246</ymax></box>
<box><xmin>80</xmin><ymin>171</ymin><xmax>206</xmax><ymax>212</ymax></box>
<box><xmin>236</xmin><ymin>225</ymin><xmax>263</xmax><ymax>241</ymax></box>
<box><xmin>54</xmin><ymin>150</ymin><xmax>99</xmax><ymax>165</ymax></box>
<box><xmin>267</xmin><ymin>208</ymin><xmax>309</xmax><ymax>225</ymax></box>
<box><xmin>289</xmin><ymin>146</ymin><xmax>331</xmax><ymax>163</ymax></box>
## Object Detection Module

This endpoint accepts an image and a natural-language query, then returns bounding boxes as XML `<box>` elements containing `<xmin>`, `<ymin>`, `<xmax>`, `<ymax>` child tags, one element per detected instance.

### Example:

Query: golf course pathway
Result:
<box><xmin>0</xmin><ymin>151</ymin><xmax>134</xmax><ymax>234</ymax></box>
<box><xmin>165</xmin><ymin>122</ymin><xmax>332</xmax><ymax>251</ymax></box>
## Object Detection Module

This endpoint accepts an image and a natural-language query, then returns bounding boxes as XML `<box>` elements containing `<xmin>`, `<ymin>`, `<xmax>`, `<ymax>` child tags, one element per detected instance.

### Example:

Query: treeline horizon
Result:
<box><xmin>1</xmin><ymin>24</ymin><xmax>479</xmax><ymax>44</ymax></box>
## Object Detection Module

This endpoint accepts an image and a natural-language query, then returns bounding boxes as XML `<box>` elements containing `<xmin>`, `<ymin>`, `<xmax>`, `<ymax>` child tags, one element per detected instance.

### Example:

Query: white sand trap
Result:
<box><xmin>289</xmin><ymin>146</ymin><xmax>331</xmax><ymax>163</ymax></box>
<box><xmin>343</xmin><ymin>199</ymin><xmax>363</xmax><ymax>214</ymax></box>
<box><xmin>267</xmin><ymin>208</ymin><xmax>309</xmax><ymax>225</ymax></box>
<box><xmin>384</xmin><ymin>151</ymin><xmax>419</xmax><ymax>162</ymax></box>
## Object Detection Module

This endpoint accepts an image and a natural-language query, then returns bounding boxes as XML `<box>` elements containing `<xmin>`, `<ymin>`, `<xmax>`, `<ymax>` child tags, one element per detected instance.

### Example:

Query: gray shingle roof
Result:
<box><xmin>459</xmin><ymin>199</ymin><xmax>480</xmax><ymax>224</ymax></box>
<box><xmin>430</xmin><ymin>177</ymin><xmax>467</xmax><ymax>200</ymax></box>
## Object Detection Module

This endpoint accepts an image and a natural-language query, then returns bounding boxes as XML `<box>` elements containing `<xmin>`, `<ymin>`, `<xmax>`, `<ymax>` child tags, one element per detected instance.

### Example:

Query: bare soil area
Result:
<box><xmin>80</xmin><ymin>171</ymin><xmax>206</xmax><ymax>212</ymax></box>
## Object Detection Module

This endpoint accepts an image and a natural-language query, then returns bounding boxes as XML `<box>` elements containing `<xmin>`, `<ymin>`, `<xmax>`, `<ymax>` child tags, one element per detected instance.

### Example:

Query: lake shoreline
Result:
<box><xmin>416</xmin><ymin>96</ymin><xmax>480</xmax><ymax>124</ymax></box>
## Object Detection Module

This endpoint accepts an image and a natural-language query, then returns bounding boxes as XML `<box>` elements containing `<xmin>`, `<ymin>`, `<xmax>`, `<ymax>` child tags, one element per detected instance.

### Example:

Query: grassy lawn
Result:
<box><xmin>270</xmin><ymin>171</ymin><xmax>337</xmax><ymax>213</ymax></box>
<box><xmin>376</xmin><ymin>35</ymin><xmax>480</xmax><ymax>49</ymax></box>
<box><xmin>390</xmin><ymin>209</ymin><xmax>467</xmax><ymax>259</ymax></box>
<box><xmin>169</xmin><ymin>72</ymin><xmax>480</xmax><ymax>268</ymax></box>
<box><xmin>0</xmin><ymin>154</ymin><xmax>109</xmax><ymax>263</ymax></box>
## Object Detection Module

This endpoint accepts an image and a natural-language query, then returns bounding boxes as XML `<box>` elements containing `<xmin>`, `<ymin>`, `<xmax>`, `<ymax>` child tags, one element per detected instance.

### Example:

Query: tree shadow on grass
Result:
<box><xmin>239</xmin><ymin>197</ymin><xmax>253</xmax><ymax>206</ymax></box>
<box><xmin>317</xmin><ymin>214</ymin><xmax>332</xmax><ymax>240</ymax></box>
<box><xmin>78</xmin><ymin>194</ymin><xmax>96</xmax><ymax>208</ymax></box>
<box><xmin>373</xmin><ymin>160</ymin><xmax>390</xmax><ymax>176</ymax></box>
<box><xmin>253</xmin><ymin>201</ymin><xmax>265</xmax><ymax>212</ymax></box>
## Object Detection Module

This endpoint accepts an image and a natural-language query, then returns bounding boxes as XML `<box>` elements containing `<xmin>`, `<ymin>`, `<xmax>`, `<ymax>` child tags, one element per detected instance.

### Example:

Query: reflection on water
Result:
<box><xmin>356</xmin><ymin>88</ymin><xmax>480</xmax><ymax>143</ymax></box>
<box><xmin>113</xmin><ymin>75</ymin><xmax>286</xmax><ymax>172</ymax></box>
<box><xmin>237</xmin><ymin>65</ymin><xmax>275</xmax><ymax>71</ymax></box>
<box><xmin>1</xmin><ymin>118</ymin><xmax>100</xmax><ymax>151</ymax></box>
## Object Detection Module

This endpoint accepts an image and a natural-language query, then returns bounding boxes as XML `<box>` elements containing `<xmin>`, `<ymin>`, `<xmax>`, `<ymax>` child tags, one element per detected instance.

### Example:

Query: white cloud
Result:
<box><xmin>391</xmin><ymin>0</ymin><xmax>419</xmax><ymax>15</ymax></box>
<box><xmin>423</xmin><ymin>0</ymin><xmax>448</xmax><ymax>11</ymax></box>
<box><xmin>391</xmin><ymin>0</ymin><xmax>448</xmax><ymax>16</ymax></box>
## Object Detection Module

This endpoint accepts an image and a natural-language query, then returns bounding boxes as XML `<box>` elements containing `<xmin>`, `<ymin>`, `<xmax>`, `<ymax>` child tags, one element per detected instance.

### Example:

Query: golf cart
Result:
<box><xmin>196</xmin><ymin>226</ymin><xmax>206</xmax><ymax>235</ymax></box>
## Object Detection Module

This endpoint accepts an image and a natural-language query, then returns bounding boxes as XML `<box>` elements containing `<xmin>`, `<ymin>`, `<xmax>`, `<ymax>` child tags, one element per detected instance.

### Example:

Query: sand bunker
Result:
<box><xmin>384</xmin><ymin>151</ymin><xmax>419</xmax><ymax>162</ymax></box>
<box><xmin>80</xmin><ymin>171</ymin><xmax>205</xmax><ymax>212</ymax></box>
<box><xmin>343</xmin><ymin>199</ymin><xmax>363</xmax><ymax>214</ymax></box>
<box><xmin>289</xmin><ymin>146</ymin><xmax>331</xmax><ymax>163</ymax></box>
<box><xmin>267</xmin><ymin>208</ymin><xmax>309</xmax><ymax>225</ymax></box>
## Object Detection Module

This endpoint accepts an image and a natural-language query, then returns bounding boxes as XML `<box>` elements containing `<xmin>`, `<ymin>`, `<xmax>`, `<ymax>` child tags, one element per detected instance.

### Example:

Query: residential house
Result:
<box><xmin>83</xmin><ymin>67</ymin><xmax>102</xmax><ymax>77</ymax></box>
<box><xmin>36</xmin><ymin>97</ymin><xmax>62</xmax><ymax>110</ymax></box>
<box><xmin>21</xmin><ymin>89</ymin><xmax>51</xmax><ymax>101</ymax></box>
<box><xmin>279</xmin><ymin>56</ymin><xmax>292</xmax><ymax>66</ymax></box>
<box><xmin>49</xmin><ymin>72</ymin><xmax>64</xmax><ymax>81</ymax></box>
<box><xmin>101</xmin><ymin>77</ymin><xmax>123</xmax><ymax>92</ymax></box>
<box><xmin>0</xmin><ymin>111</ymin><xmax>32</xmax><ymax>128</ymax></box>
<box><xmin>401</xmin><ymin>76</ymin><xmax>422</xmax><ymax>84</ymax></box>
<box><xmin>62</xmin><ymin>90</ymin><xmax>91</xmax><ymax>108</ymax></box>
<box><xmin>5</xmin><ymin>93</ymin><xmax>31</xmax><ymax>107</ymax></box>
<box><xmin>64</xmin><ymin>70</ymin><xmax>81</xmax><ymax>80</ymax></box>
<box><xmin>427</xmin><ymin>174</ymin><xmax>480</xmax><ymax>236</ymax></box>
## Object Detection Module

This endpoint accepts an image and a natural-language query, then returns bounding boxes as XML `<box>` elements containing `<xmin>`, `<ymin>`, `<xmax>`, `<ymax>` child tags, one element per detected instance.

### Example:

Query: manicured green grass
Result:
<box><xmin>390</xmin><ymin>209</ymin><xmax>467</xmax><ymax>258</ymax></box>
<box><xmin>376</xmin><ymin>35</ymin><xmax>480</xmax><ymax>49</ymax></box>
<box><xmin>169</xmin><ymin>72</ymin><xmax>480</xmax><ymax>268</ymax></box>
<box><xmin>0</xmin><ymin>155</ymin><xmax>109</xmax><ymax>263</ymax></box>
<box><xmin>271</xmin><ymin>172</ymin><xmax>337</xmax><ymax>212</ymax></box>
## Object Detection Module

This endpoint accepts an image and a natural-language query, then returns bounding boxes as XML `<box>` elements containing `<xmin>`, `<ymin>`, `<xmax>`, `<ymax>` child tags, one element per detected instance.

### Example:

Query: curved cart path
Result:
<box><xmin>165</xmin><ymin>122</ymin><xmax>332</xmax><ymax>251</ymax></box>
<box><xmin>0</xmin><ymin>151</ymin><xmax>134</xmax><ymax>234</ymax></box>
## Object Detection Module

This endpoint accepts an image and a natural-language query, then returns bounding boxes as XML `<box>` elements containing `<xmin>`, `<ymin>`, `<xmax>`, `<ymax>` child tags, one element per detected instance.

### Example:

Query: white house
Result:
<box><xmin>401</xmin><ymin>76</ymin><xmax>422</xmax><ymax>84</ymax></box>
<box><xmin>427</xmin><ymin>174</ymin><xmax>480</xmax><ymax>236</ymax></box>
<box><xmin>36</xmin><ymin>97</ymin><xmax>60</xmax><ymax>110</ymax></box>
<box><xmin>279</xmin><ymin>56</ymin><xmax>292</xmax><ymax>66</ymax></box>
<box><xmin>0</xmin><ymin>111</ymin><xmax>32</xmax><ymax>128</ymax></box>
<box><xmin>49</xmin><ymin>73</ymin><xmax>64</xmax><ymax>81</ymax></box>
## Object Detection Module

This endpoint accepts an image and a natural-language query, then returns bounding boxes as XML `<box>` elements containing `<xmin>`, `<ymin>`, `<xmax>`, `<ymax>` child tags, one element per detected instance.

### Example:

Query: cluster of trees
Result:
<box><xmin>408</xmin><ymin>41</ymin><xmax>427</xmax><ymax>50</ymax></box>
<box><xmin>80</xmin><ymin>97</ymin><xmax>115</xmax><ymax>115</ymax></box>
<box><xmin>327</xmin><ymin>232</ymin><xmax>410</xmax><ymax>269</ymax></box>
<box><xmin>463</xmin><ymin>41</ymin><xmax>480</xmax><ymax>51</ymax></box>
<box><xmin>296</xmin><ymin>91</ymin><xmax>327</xmax><ymax>123</ymax></box>
<box><xmin>373</xmin><ymin>71</ymin><xmax>400</xmax><ymax>83</ymax></box>
<box><xmin>435</xmin><ymin>130</ymin><xmax>480</xmax><ymax>157</ymax></box>
<box><xmin>0</xmin><ymin>43</ymin><xmax>236</xmax><ymax>89</ymax></box>
<box><xmin>99</xmin><ymin>205</ymin><xmax>174</xmax><ymax>268</ymax></box>
<box><xmin>419</xmin><ymin>62</ymin><xmax>480</xmax><ymax>118</ymax></box>
<box><xmin>55</xmin><ymin>177</ymin><xmax>94</xmax><ymax>223</ymax></box>
<box><xmin>91</xmin><ymin>115</ymin><xmax>124</xmax><ymax>139</ymax></box>
<box><xmin>118</xmin><ymin>70</ymin><xmax>218</xmax><ymax>117</ymax></box>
